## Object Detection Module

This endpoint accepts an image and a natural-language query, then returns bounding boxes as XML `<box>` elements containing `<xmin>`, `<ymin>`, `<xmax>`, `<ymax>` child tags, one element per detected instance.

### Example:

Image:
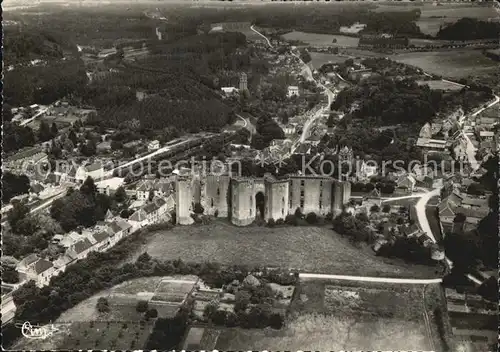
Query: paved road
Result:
<box><xmin>415</xmin><ymin>188</ymin><xmax>441</xmax><ymax>243</ymax></box>
<box><xmin>19</xmin><ymin>107</ymin><xmax>48</xmax><ymax>127</ymax></box>
<box><xmin>299</xmin><ymin>272</ymin><xmax>442</xmax><ymax>284</ymax></box>
<box><xmin>250</xmin><ymin>25</ymin><xmax>272</xmax><ymax>47</ymax></box>
<box><xmin>1</xmin><ymin>190</ymin><xmax>67</xmax><ymax>227</ymax></box>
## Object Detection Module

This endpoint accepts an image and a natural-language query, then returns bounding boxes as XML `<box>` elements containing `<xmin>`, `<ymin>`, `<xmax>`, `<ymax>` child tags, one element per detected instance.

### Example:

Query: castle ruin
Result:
<box><xmin>175</xmin><ymin>173</ymin><xmax>351</xmax><ymax>226</ymax></box>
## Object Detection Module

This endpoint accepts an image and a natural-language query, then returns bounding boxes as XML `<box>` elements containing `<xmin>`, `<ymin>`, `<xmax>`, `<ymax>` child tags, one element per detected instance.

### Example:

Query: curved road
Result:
<box><xmin>250</xmin><ymin>25</ymin><xmax>337</xmax><ymax>147</ymax></box>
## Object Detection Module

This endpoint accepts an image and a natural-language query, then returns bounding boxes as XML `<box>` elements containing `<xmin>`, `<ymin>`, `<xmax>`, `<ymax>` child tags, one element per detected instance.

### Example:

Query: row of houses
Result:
<box><xmin>15</xmin><ymin>194</ymin><xmax>175</xmax><ymax>288</ymax></box>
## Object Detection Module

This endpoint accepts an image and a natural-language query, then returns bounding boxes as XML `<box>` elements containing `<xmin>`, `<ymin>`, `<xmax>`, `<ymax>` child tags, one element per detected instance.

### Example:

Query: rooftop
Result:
<box><xmin>34</xmin><ymin>259</ymin><xmax>54</xmax><ymax>275</ymax></box>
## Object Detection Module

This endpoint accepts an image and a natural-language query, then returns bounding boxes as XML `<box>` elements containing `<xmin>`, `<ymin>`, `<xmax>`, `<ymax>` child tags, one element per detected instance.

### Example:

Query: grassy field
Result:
<box><xmin>128</xmin><ymin>221</ymin><xmax>439</xmax><ymax>278</ymax></box>
<box><xmin>389</xmin><ymin>50</ymin><xmax>498</xmax><ymax>79</ymax></box>
<box><xmin>417</xmin><ymin>79</ymin><xmax>464</xmax><ymax>91</ymax></box>
<box><xmin>309</xmin><ymin>52</ymin><xmax>348</xmax><ymax>70</ymax></box>
<box><xmin>282</xmin><ymin>31</ymin><xmax>359</xmax><ymax>47</ymax></box>
<box><xmin>215</xmin><ymin>278</ymin><xmax>443</xmax><ymax>351</ymax></box>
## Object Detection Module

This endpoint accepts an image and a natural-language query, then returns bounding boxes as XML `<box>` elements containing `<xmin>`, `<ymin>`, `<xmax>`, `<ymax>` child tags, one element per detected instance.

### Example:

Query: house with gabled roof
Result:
<box><xmin>396</xmin><ymin>174</ymin><xmax>416</xmax><ymax>194</ymax></box>
<box><xmin>129</xmin><ymin>208</ymin><xmax>149</xmax><ymax>230</ymax></box>
<box><xmin>92</xmin><ymin>231</ymin><xmax>111</xmax><ymax>252</ymax></box>
<box><xmin>52</xmin><ymin>255</ymin><xmax>74</xmax><ymax>277</ymax></box>
<box><xmin>136</xmin><ymin>179</ymin><xmax>174</xmax><ymax>201</ymax></box>
<box><xmin>17</xmin><ymin>256</ymin><xmax>56</xmax><ymax>287</ymax></box>
<box><xmin>67</xmin><ymin>238</ymin><xmax>94</xmax><ymax>261</ymax></box>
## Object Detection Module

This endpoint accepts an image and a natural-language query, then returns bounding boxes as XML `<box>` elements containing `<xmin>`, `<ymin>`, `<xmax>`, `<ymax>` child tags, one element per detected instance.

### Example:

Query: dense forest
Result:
<box><xmin>4</xmin><ymin>59</ymin><xmax>88</xmax><ymax>106</ymax></box>
<box><xmin>79</xmin><ymin>32</ymin><xmax>251</xmax><ymax>133</ymax></box>
<box><xmin>332</xmin><ymin>77</ymin><xmax>493</xmax><ymax>126</ymax></box>
<box><xmin>437</xmin><ymin>18</ymin><xmax>500</xmax><ymax>40</ymax></box>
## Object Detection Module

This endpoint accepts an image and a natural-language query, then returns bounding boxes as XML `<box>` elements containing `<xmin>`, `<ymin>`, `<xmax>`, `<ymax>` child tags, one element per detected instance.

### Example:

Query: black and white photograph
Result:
<box><xmin>1</xmin><ymin>0</ymin><xmax>499</xmax><ymax>350</ymax></box>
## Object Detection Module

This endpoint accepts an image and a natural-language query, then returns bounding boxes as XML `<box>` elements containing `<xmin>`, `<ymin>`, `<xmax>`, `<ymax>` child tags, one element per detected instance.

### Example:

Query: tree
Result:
<box><xmin>68</xmin><ymin>129</ymin><xmax>78</xmax><ymax>146</ymax></box>
<box><xmin>267</xmin><ymin>218</ymin><xmax>276</xmax><ymax>228</ymax></box>
<box><xmin>305</xmin><ymin>212</ymin><xmax>318</xmax><ymax>224</ymax></box>
<box><xmin>38</xmin><ymin>121</ymin><xmax>53</xmax><ymax>142</ymax></box>
<box><xmin>193</xmin><ymin>203</ymin><xmax>204</xmax><ymax>215</ymax></box>
<box><xmin>114</xmin><ymin>186</ymin><xmax>127</xmax><ymax>203</ymax></box>
<box><xmin>136</xmin><ymin>300</ymin><xmax>148</xmax><ymax>313</ymax></box>
<box><xmin>453</xmin><ymin>213</ymin><xmax>466</xmax><ymax>223</ymax></box>
<box><xmin>370</xmin><ymin>204</ymin><xmax>380</xmax><ymax>212</ymax></box>
<box><xmin>80</xmin><ymin>177</ymin><xmax>97</xmax><ymax>197</ymax></box>
<box><xmin>204</xmin><ymin>301</ymin><xmax>218</xmax><ymax>319</ymax></box>
<box><xmin>96</xmin><ymin>297</ymin><xmax>110</xmax><ymax>313</ymax></box>
<box><xmin>2</xmin><ymin>172</ymin><xmax>30</xmax><ymax>202</ymax></box>
<box><xmin>294</xmin><ymin>208</ymin><xmax>303</xmax><ymax>219</ymax></box>
<box><xmin>80</xmin><ymin>139</ymin><xmax>97</xmax><ymax>156</ymax></box>
<box><xmin>382</xmin><ymin>204</ymin><xmax>391</xmax><ymax>213</ymax></box>
<box><xmin>8</xmin><ymin>202</ymin><xmax>30</xmax><ymax>234</ymax></box>
<box><xmin>145</xmin><ymin>308</ymin><xmax>158</xmax><ymax>319</ymax></box>
<box><xmin>2</xmin><ymin>266</ymin><xmax>20</xmax><ymax>284</ymax></box>
<box><xmin>50</xmin><ymin>123</ymin><xmax>59</xmax><ymax>138</ymax></box>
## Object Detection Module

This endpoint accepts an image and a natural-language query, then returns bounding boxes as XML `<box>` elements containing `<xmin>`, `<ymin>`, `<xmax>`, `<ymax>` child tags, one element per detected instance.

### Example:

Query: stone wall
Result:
<box><xmin>175</xmin><ymin>175</ymin><xmax>194</xmax><ymax>225</ymax></box>
<box><xmin>265</xmin><ymin>179</ymin><xmax>289</xmax><ymax>221</ymax></box>
<box><xmin>231</xmin><ymin>178</ymin><xmax>256</xmax><ymax>226</ymax></box>
<box><xmin>174</xmin><ymin>174</ymin><xmax>351</xmax><ymax>226</ymax></box>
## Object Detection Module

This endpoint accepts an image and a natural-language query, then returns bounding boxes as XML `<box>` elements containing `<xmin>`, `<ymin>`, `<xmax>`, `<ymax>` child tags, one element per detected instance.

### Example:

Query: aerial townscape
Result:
<box><xmin>1</xmin><ymin>0</ymin><xmax>498</xmax><ymax>351</ymax></box>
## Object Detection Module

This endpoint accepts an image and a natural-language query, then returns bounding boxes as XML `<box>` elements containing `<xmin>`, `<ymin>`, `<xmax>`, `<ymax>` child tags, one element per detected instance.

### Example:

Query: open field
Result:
<box><xmin>215</xmin><ymin>278</ymin><xmax>443</xmax><ymax>351</ymax></box>
<box><xmin>12</xmin><ymin>276</ymin><xmax>195</xmax><ymax>350</ymax></box>
<box><xmin>282</xmin><ymin>31</ymin><xmax>359</xmax><ymax>48</ymax></box>
<box><xmin>309</xmin><ymin>52</ymin><xmax>348</xmax><ymax>69</ymax></box>
<box><xmin>127</xmin><ymin>221</ymin><xmax>439</xmax><ymax>278</ymax></box>
<box><xmin>389</xmin><ymin>50</ymin><xmax>498</xmax><ymax>79</ymax></box>
<box><xmin>373</xmin><ymin>3</ymin><xmax>498</xmax><ymax>36</ymax></box>
<box><xmin>417</xmin><ymin>79</ymin><xmax>464</xmax><ymax>91</ymax></box>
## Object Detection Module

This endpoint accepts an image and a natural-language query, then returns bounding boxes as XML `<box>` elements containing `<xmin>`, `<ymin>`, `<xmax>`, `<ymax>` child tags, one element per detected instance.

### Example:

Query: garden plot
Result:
<box><xmin>151</xmin><ymin>277</ymin><xmax>198</xmax><ymax>303</ymax></box>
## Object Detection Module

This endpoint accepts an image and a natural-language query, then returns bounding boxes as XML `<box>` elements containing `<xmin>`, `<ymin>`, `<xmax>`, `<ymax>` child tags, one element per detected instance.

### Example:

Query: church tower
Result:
<box><xmin>239</xmin><ymin>72</ymin><xmax>248</xmax><ymax>91</ymax></box>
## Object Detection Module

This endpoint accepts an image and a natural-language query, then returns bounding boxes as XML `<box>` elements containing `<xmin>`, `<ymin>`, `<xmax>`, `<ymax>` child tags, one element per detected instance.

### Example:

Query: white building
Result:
<box><xmin>287</xmin><ymin>86</ymin><xmax>299</xmax><ymax>98</ymax></box>
<box><xmin>75</xmin><ymin>162</ymin><xmax>105</xmax><ymax>183</ymax></box>
<box><xmin>95</xmin><ymin>177</ymin><xmax>125</xmax><ymax>196</ymax></box>
<box><xmin>221</xmin><ymin>87</ymin><xmax>239</xmax><ymax>96</ymax></box>
<box><xmin>148</xmin><ymin>140</ymin><xmax>160</xmax><ymax>151</ymax></box>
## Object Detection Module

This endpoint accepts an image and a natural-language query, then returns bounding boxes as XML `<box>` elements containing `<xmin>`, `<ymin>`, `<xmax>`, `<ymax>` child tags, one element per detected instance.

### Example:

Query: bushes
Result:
<box><xmin>145</xmin><ymin>308</ymin><xmax>158</xmax><ymax>319</ymax></box>
<box><xmin>285</xmin><ymin>214</ymin><xmax>298</xmax><ymax>226</ymax></box>
<box><xmin>267</xmin><ymin>218</ymin><xmax>276</xmax><ymax>228</ymax></box>
<box><xmin>370</xmin><ymin>204</ymin><xmax>380</xmax><ymax>212</ymax></box>
<box><xmin>136</xmin><ymin>300</ymin><xmax>148</xmax><ymax>313</ymax></box>
<box><xmin>305</xmin><ymin>212</ymin><xmax>318</xmax><ymax>224</ymax></box>
<box><xmin>382</xmin><ymin>204</ymin><xmax>391</xmax><ymax>213</ymax></box>
<box><xmin>96</xmin><ymin>297</ymin><xmax>110</xmax><ymax>313</ymax></box>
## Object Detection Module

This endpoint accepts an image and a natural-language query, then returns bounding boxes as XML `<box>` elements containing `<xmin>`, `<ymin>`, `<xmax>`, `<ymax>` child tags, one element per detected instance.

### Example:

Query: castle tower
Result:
<box><xmin>231</xmin><ymin>177</ymin><xmax>256</xmax><ymax>226</ymax></box>
<box><xmin>264</xmin><ymin>175</ymin><xmax>289</xmax><ymax>222</ymax></box>
<box><xmin>175</xmin><ymin>175</ymin><xmax>194</xmax><ymax>225</ymax></box>
<box><xmin>332</xmin><ymin>180</ymin><xmax>351</xmax><ymax>216</ymax></box>
<box><xmin>289</xmin><ymin>176</ymin><xmax>334</xmax><ymax>216</ymax></box>
<box><xmin>202</xmin><ymin>174</ymin><xmax>230</xmax><ymax>217</ymax></box>
<box><xmin>239</xmin><ymin>72</ymin><xmax>248</xmax><ymax>91</ymax></box>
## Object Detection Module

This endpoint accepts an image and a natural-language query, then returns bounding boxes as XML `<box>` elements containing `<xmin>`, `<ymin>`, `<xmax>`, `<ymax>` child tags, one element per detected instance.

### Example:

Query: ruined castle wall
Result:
<box><xmin>303</xmin><ymin>178</ymin><xmax>321</xmax><ymax>215</ymax></box>
<box><xmin>231</xmin><ymin>179</ymin><xmax>256</xmax><ymax>226</ymax></box>
<box><xmin>332</xmin><ymin>181</ymin><xmax>352</xmax><ymax>215</ymax></box>
<box><xmin>319</xmin><ymin>179</ymin><xmax>334</xmax><ymax>215</ymax></box>
<box><xmin>175</xmin><ymin>176</ymin><xmax>194</xmax><ymax>225</ymax></box>
<box><xmin>288</xmin><ymin>178</ymin><xmax>302</xmax><ymax>215</ymax></box>
<box><xmin>202</xmin><ymin>175</ymin><xmax>230</xmax><ymax>217</ymax></box>
<box><xmin>265</xmin><ymin>180</ymin><xmax>289</xmax><ymax>221</ymax></box>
